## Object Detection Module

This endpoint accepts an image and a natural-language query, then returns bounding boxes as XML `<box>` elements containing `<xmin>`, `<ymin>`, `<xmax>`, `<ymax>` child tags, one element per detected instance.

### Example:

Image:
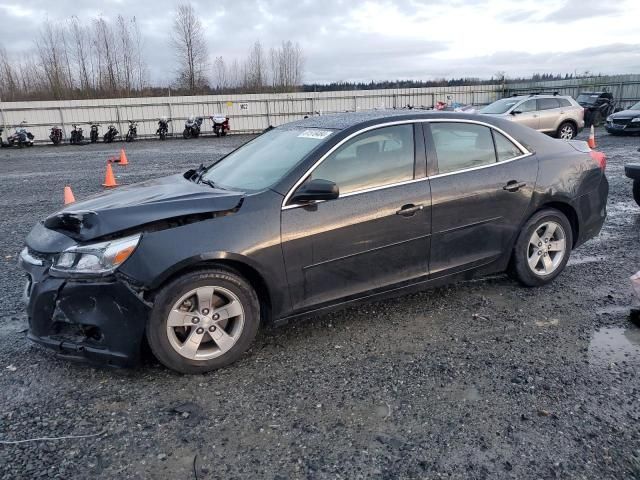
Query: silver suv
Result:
<box><xmin>479</xmin><ymin>94</ymin><xmax>585</xmax><ymax>139</ymax></box>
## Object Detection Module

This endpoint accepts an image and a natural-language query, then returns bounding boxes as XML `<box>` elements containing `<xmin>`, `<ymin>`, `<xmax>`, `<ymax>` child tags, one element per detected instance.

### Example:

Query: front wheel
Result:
<box><xmin>146</xmin><ymin>268</ymin><xmax>260</xmax><ymax>374</ymax></box>
<box><xmin>508</xmin><ymin>209</ymin><xmax>573</xmax><ymax>287</ymax></box>
<box><xmin>183</xmin><ymin>128</ymin><xmax>191</xmax><ymax>139</ymax></box>
<box><xmin>557</xmin><ymin>122</ymin><xmax>576</xmax><ymax>140</ymax></box>
<box><xmin>634</xmin><ymin>180</ymin><xmax>640</xmax><ymax>207</ymax></box>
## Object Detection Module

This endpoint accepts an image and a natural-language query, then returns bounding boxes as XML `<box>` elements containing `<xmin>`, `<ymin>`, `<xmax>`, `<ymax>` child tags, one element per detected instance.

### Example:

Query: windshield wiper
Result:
<box><xmin>199</xmin><ymin>178</ymin><xmax>218</xmax><ymax>189</ymax></box>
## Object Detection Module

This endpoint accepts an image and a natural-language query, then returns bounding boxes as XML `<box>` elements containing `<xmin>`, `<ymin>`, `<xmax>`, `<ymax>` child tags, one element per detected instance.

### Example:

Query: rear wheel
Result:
<box><xmin>557</xmin><ymin>122</ymin><xmax>576</xmax><ymax>140</ymax></box>
<box><xmin>146</xmin><ymin>268</ymin><xmax>260</xmax><ymax>374</ymax></box>
<box><xmin>509</xmin><ymin>209</ymin><xmax>573</xmax><ymax>287</ymax></box>
<box><xmin>634</xmin><ymin>180</ymin><xmax>640</xmax><ymax>207</ymax></box>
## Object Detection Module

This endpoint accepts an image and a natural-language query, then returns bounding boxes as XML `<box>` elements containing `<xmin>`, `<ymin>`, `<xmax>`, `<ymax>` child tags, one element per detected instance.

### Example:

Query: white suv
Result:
<box><xmin>479</xmin><ymin>94</ymin><xmax>585</xmax><ymax>139</ymax></box>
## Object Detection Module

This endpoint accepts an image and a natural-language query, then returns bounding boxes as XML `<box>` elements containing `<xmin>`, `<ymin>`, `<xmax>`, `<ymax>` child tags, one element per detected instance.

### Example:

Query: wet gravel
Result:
<box><xmin>1</xmin><ymin>130</ymin><xmax>640</xmax><ymax>479</ymax></box>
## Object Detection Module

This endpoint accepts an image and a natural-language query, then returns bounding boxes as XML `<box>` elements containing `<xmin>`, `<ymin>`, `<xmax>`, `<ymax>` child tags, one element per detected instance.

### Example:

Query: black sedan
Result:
<box><xmin>20</xmin><ymin>112</ymin><xmax>609</xmax><ymax>373</ymax></box>
<box><xmin>606</xmin><ymin>101</ymin><xmax>640</xmax><ymax>135</ymax></box>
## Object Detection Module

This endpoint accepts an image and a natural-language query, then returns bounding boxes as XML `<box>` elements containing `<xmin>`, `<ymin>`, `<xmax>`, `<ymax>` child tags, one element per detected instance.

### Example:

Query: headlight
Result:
<box><xmin>51</xmin><ymin>233</ymin><xmax>141</xmax><ymax>275</ymax></box>
<box><xmin>606</xmin><ymin>115</ymin><xmax>613</xmax><ymax>122</ymax></box>
<box><xmin>632</xmin><ymin>117</ymin><xmax>640</xmax><ymax>123</ymax></box>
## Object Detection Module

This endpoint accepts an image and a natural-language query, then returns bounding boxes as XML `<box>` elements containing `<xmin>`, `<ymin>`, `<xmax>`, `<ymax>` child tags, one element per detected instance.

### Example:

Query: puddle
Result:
<box><xmin>588</xmin><ymin>327</ymin><xmax>640</xmax><ymax>367</ymax></box>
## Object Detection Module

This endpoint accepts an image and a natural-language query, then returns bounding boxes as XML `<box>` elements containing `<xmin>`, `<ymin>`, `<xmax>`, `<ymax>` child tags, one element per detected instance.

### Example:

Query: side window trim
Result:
<box><xmin>424</xmin><ymin>121</ymin><xmax>532</xmax><ymax>179</ymax></box>
<box><xmin>282</xmin><ymin>119</ymin><xmax>532</xmax><ymax>209</ymax></box>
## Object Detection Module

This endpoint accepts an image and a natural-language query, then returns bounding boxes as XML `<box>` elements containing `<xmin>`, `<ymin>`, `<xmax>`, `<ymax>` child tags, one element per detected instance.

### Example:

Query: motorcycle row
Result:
<box><xmin>0</xmin><ymin>115</ymin><xmax>230</xmax><ymax>148</ymax></box>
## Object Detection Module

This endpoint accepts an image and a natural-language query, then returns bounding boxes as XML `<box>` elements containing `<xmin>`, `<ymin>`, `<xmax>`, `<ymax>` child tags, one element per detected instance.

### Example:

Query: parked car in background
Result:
<box><xmin>20</xmin><ymin>111</ymin><xmax>608</xmax><ymax>373</ymax></box>
<box><xmin>625</xmin><ymin>163</ymin><xmax>640</xmax><ymax>206</ymax></box>
<box><xmin>605</xmin><ymin>101</ymin><xmax>640</xmax><ymax>135</ymax></box>
<box><xmin>479</xmin><ymin>94</ymin><xmax>585</xmax><ymax>139</ymax></box>
<box><xmin>577</xmin><ymin>91</ymin><xmax>615</xmax><ymax>127</ymax></box>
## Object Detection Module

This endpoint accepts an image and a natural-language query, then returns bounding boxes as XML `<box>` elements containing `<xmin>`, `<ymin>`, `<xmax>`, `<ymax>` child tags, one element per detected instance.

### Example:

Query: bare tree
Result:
<box><xmin>69</xmin><ymin>17</ymin><xmax>93</xmax><ymax>94</ymax></box>
<box><xmin>212</xmin><ymin>56</ymin><xmax>228</xmax><ymax>90</ymax></box>
<box><xmin>0</xmin><ymin>46</ymin><xmax>19</xmax><ymax>101</ymax></box>
<box><xmin>93</xmin><ymin>17</ymin><xmax>120</xmax><ymax>94</ymax></box>
<box><xmin>270</xmin><ymin>40</ymin><xmax>304</xmax><ymax>92</ymax></box>
<box><xmin>35</xmin><ymin>20</ymin><xmax>73</xmax><ymax>99</ymax></box>
<box><xmin>171</xmin><ymin>3</ymin><xmax>209</xmax><ymax>91</ymax></box>
<box><xmin>131</xmin><ymin>17</ymin><xmax>148</xmax><ymax>90</ymax></box>
<box><xmin>244</xmin><ymin>41</ymin><xmax>267</xmax><ymax>90</ymax></box>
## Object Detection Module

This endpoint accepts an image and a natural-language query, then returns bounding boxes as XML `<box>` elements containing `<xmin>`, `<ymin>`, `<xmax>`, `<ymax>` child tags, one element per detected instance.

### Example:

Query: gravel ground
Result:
<box><xmin>0</xmin><ymin>129</ymin><xmax>639</xmax><ymax>479</ymax></box>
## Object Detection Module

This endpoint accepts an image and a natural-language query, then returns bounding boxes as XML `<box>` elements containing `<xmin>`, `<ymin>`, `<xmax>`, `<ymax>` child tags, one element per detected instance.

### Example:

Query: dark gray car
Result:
<box><xmin>19</xmin><ymin>111</ymin><xmax>609</xmax><ymax>373</ymax></box>
<box><xmin>606</xmin><ymin>101</ymin><xmax>640</xmax><ymax>135</ymax></box>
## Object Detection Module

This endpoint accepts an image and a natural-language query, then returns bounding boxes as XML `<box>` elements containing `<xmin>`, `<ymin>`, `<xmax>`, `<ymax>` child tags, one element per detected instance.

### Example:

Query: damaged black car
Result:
<box><xmin>20</xmin><ymin>112</ymin><xmax>609</xmax><ymax>373</ymax></box>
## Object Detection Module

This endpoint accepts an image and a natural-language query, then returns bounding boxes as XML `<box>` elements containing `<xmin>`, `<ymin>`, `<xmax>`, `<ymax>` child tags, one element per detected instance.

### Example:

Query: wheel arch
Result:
<box><xmin>528</xmin><ymin>201</ymin><xmax>579</xmax><ymax>247</ymax></box>
<box><xmin>147</xmin><ymin>254</ymin><xmax>274</xmax><ymax>324</ymax></box>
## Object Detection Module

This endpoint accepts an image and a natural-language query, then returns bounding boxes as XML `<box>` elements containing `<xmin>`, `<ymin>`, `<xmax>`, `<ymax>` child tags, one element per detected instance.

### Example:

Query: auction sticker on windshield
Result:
<box><xmin>298</xmin><ymin>129</ymin><xmax>334</xmax><ymax>139</ymax></box>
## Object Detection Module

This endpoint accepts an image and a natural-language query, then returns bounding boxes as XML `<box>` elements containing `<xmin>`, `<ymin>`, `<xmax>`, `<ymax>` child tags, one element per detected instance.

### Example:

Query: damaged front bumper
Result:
<box><xmin>20</xmin><ymin>248</ymin><xmax>150</xmax><ymax>368</ymax></box>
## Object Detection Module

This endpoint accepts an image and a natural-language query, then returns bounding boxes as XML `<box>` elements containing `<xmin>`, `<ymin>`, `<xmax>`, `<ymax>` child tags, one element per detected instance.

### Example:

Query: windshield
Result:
<box><xmin>202</xmin><ymin>127</ymin><xmax>336</xmax><ymax>191</ymax></box>
<box><xmin>630</xmin><ymin>101</ymin><xmax>640</xmax><ymax>111</ymax></box>
<box><xmin>479</xmin><ymin>98</ymin><xmax>520</xmax><ymax>114</ymax></box>
<box><xmin>577</xmin><ymin>94</ymin><xmax>599</xmax><ymax>105</ymax></box>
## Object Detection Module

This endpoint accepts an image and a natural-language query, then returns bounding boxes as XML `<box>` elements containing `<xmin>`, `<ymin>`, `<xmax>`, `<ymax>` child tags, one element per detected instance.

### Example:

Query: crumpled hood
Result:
<box><xmin>41</xmin><ymin>174</ymin><xmax>244</xmax><ymax>242</ymax></box>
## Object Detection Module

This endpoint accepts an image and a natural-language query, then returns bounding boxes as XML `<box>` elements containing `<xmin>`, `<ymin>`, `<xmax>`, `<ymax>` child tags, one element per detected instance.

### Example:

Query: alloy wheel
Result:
<box><xmin>559</xmin><ymin>125</ymin><xmax>574</xmax><ymax>140</ymax></box>
<box><xmin>527</xmin><ymin>221</ymin><xmax>566</xmax><ymax>276</ymax></box>
<box><xmin>166</xmin><ymin>286</ymin><xmax>245</xmax><ymax>360</ymax></box>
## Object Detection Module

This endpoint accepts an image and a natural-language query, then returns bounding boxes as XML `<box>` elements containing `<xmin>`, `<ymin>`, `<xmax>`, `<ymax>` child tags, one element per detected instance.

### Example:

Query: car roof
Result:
<box><xmin>282</xmin><ymin>110</ymin><xmax>490</xmax><ymax>131</ymax></box>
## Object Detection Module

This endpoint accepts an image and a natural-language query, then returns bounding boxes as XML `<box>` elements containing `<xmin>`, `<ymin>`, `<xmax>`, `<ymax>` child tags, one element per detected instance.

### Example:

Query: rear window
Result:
<box><xmin>558</xmin><ymin>98</ymin><xmax>572</xmax><ymax>108</ymax></box>
<box><xmin>431</xmin><ymin>123</ymin><xmax>496</xmax><ymax>174</ymax></box>
<box><xmin>538</xmin><ymin>98</ymin><xmax>561</xmax><ymax>110</ymax></box>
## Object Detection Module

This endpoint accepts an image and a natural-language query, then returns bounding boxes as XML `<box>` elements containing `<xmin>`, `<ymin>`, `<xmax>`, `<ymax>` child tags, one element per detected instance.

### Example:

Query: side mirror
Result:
<box><xmin>511</xmin><ymin>110</ymin><xmax>522</xmax><ymax>115</ymax></box>
<box><xmin>291</xmin><ymin>179</ymin><xmax>339</xmax><ymax>204</ymax></box>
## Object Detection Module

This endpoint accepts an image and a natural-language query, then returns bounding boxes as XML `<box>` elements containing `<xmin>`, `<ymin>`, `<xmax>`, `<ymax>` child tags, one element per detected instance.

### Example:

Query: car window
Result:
<box><xmin>431</xmin><ymin>123</ymin><xmax>496</xmax><ymax>174</ymax></box>
<box><xmin>538</xmin><ymin>98</ymin><xmax>561</xmax><ymax>110</ymax></box>
<box><xmin>558</xmin><ymin>98</ymin><xmax>572</xmax><ymax>108</ymax></box>
<box><xmin>493</xmin><ymin>130</ymin><xmax>523</xmax><ymax>162</ymax></box>
<box><xmin>517</xmin><ymin>100</ymin><xmax>537</xmax><ymax>113</ymax></box>
<box><xmin>310</xmin><ymin>124</ymin><xmax>414</xmax><ymax>195</ymax></box>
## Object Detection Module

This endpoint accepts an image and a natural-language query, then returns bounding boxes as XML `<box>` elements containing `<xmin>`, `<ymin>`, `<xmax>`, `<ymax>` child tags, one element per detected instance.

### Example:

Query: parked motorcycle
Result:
<box><xmin>90</xmin><ymin>123</ymin><xmax>100</xmax><ymax>143</ymax></box>
<box><xmin>7</xmin><ymin>123</ymin><xmax>34</xmax><ymax>148</ymax></box>
<box><xmin>103</xmin><ymin>124</ymin><xmax>118</xmax><ymax>143</ymax></box>
<box><xmin>183</xmin><ymin>115</ymin><xmax>203</xmax><ymax>139</ymax></box>
<box><xmin>210</xmin><ymin>114</ymin><xmax>230</xmax><ymax>137</ymax></box>
<box><xmin>0</xmin><ymin>127</ymin><xmax>6</xmax><ymax>147</ymax></box>
<box><xmin>70</xmin><ymin>124</ymin><xmax>84</xmax><ymax>144</ymax></box>
<box><xmin>49</xmin><ymin>126</ymin><xmax>63</xmax><ymax>145</ymax></box>
<box><xmin>156</xmin><ymin>117</ymin><xmax>171</xmax><ymax>140</ymax></box>
<box><xmin>125</xmin><ymin>120</ymin><xmax>138</xmax><ymax>142</ymax></box>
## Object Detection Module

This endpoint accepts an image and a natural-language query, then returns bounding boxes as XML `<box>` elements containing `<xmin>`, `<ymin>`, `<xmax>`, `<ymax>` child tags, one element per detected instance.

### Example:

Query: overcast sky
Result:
<box><xmin>1</xmin><ymin>0</ymin><xmax>639</xmax><ymax>84</ymax></box>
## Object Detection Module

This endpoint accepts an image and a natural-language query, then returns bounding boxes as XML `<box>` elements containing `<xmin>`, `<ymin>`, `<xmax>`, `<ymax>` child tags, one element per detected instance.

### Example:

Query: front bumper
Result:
<box><xmin>605</xmin><ymin>121</ymin><xmax>640</xmax><ymax>134</ymax></box>
<box><xmin>20</xmin><ymin>251</ymin><xmax>150</xmax><ymax>368</ymax></box>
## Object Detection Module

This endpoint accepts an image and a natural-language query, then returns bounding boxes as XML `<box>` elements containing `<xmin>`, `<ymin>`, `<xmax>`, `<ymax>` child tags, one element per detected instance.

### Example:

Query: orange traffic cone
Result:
<box><xmin>118</xmin><ymin>148</ymin><xmax>129</xmax><ymax>166</ymax></box>
<box><xmin>102</xmin><ymin>163</ymin><xmax>118</xmax><ymax>188</ymax></box>
<box><xmin>63</xmin><ymin>186</ymin><xmax>76</xmax><ymax>205</ymax></box>
<box><xmin>587</xmin><ymin>125</ymin><xmax>596</xmax><ymax>149</ymax></box>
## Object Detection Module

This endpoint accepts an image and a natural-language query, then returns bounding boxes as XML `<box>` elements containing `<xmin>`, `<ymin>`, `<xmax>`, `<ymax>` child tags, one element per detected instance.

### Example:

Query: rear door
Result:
<box><xmin>537</xmin><ymin>98</ymin><xmax>562</xmax><ymax>132</ymax></box>
<box><xmin>513</xmin><ymin>99</ymin><xmax>539</xmax><ymax>130</ymax></box>
<box><xmin>426</xmin><ymin>121</ymin><xmax>538</xmax><ymax>276</ymax></box>
<box><xmin>281</xmin><ymin>123</ymin><xmax>431</xmax><ymax>311</ymax></box>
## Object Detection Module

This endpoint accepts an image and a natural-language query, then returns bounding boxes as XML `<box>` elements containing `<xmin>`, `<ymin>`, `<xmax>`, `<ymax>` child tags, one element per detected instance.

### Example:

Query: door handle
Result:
<box><xmin>503</xmin><ymin>181</ymin><xmax>527</xmax><ymax>192</ymax></box>
<box><xmin>396</xmin><ymin>204</ymin><xmax>424</xmax><ymax>217</ymax></box>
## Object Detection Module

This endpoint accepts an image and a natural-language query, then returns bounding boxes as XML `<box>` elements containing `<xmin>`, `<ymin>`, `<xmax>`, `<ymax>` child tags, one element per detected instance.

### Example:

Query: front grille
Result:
<box><xmin>613</xmin><ymin>118</ymin><xmax>631</xmax><ymax>126</ymax></box>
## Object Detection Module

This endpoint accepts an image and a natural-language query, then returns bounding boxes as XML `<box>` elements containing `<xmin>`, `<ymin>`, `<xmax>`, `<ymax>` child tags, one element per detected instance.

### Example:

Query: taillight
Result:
<box><xmin>590</xmin><ymin>150</ymin><xmax>606</xmax><ymax>171</ymax></box>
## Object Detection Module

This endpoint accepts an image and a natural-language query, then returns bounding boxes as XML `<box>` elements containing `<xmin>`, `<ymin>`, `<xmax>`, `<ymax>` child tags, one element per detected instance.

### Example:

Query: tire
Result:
<box><xmin>556</xmin><ymin>122</ymin><xmax>576</xmax><ymax>140</ymax></box>
<box><xmin>508</xmin><ymin>209</ymin><xmax>573</xmax><ymax>287</ymax></box>
<box><xmin>592</xmin><ymin>111</ymin><xmax>602</xmax><ymax>127</ymax></box>
<box><xmin>146</xmin><ymin>268</ymin><xmax>260</xmax><ymax>374</ymax></box>
<box><xmin>160</xmin><ymin>132</ymin><xmax>166</xmax><ymax>141</ymax></box>
<box><xmin>634</xmin><ymin>180</ymin><xmax>640</xmax><ymax>207</ymax></box>
<box><xmin>183</xmin><ymin>128</ymin><xmax>191</xmax><ymax>139</ymax></box>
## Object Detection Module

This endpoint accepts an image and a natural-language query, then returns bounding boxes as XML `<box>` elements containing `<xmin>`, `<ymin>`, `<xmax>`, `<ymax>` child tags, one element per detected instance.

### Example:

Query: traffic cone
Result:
<box><xmin>118</xmin><ymin>148</ymin><xmax>129</xmax><ymax>166</ymax></box>
<box><xmin>588</xmin><ymin>125</ymin><xmax>596</xmax><ymax>149</ymax></box>
<box><xmin>63</xmin><ymin>186</ymin><xmax>75</xmax><ymax>205</ymax></box>
<box><xmin>102</xmin><ymin>163</ymin><xmax>118</xmax><ymax>188</ymax></box>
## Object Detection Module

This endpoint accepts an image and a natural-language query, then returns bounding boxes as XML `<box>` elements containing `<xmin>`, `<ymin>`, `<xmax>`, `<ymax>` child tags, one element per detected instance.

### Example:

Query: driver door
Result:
<box><xmin>513</xmin><ymin>99</ymin><xmax>539</xmax><ymax>130</ymax></box>
<box><xmin>281</xmin><ymin>124</ymin><xmax>431</xmax><ymax>311</ymax></box>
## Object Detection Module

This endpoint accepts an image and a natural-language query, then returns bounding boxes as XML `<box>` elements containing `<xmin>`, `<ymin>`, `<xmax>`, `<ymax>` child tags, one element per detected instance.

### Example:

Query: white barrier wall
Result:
<box><xmin>0</xmin><ymin>86</ymin><xmax>501</xmax><ymax>143</ymax></box>
<box><xmin>2</xmin><ymin>74</ymin><xmax>639</xmax><ymax>143</ymax></box>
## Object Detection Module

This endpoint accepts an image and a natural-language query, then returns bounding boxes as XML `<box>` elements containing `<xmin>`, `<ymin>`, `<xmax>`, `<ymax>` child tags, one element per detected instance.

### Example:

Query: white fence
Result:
<box><xmin>1</xmin><ymin>74</ymin><xmax>640</xmax><ymax>144</ymax></box>
<box><xmin>0</xmin><ymin>86</ymin><xmax>501</xmax><ymax>143</ymax></box>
